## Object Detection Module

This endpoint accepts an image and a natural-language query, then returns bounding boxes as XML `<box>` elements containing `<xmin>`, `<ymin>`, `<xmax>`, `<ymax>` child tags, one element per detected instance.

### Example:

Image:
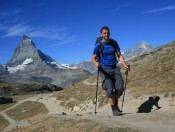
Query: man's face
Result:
<box><xmin>101</xmin><ymin>29</ymin><xmax>110</xmax><ymax>41</ymax></box>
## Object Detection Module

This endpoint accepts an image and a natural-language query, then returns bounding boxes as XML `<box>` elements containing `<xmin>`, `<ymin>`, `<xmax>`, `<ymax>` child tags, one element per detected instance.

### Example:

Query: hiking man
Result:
<box><xmin>92</xmin><ymin>26</ymin><xmax>129</xmax><ymax>116</ymax></box>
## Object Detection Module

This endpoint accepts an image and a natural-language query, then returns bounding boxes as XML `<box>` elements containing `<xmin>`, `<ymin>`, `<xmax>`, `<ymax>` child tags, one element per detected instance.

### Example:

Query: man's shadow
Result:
<box><xmin>137</xmin><ymin>96</ymin><xmax>161</xmax><ymax>113</ymax></box>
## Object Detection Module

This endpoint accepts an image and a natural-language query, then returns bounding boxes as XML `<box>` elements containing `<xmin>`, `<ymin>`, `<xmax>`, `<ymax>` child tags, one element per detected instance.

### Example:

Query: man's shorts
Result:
<box><xmin>99</xmin><ymin>67</ymin><xmax>124</xmax><ymax>98</ymax></box>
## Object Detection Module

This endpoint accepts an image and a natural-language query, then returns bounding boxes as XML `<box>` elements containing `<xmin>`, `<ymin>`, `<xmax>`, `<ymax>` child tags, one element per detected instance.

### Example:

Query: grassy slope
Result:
<box><xmin>53</xmin><ymin>40</ymin><xmax>175</xmax><ymax>109</ymax></box>
<box><xmin>126</xmin><ymin>41</ymin><xmax>175</xmax><ymax>96</ymax></box>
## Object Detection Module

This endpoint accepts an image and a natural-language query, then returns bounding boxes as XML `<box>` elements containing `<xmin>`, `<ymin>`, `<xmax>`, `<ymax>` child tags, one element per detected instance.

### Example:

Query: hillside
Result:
<box><xmin>0</xmin><ymin>40</ymin><xmax>175</xmax><ymax>132</ymax></box>
<box><xmin>126</xmin><ymin>40</ymin><xmax>175</xmax><ymax>96</ymax></box>
<box><xmin>53</xmin><ymin>40</ymin><xmax>175</xmax><ymax>110</ymax></box>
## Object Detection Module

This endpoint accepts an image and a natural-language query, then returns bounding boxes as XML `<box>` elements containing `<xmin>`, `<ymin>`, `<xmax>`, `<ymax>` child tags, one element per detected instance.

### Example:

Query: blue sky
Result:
<box><xmin>0</xmin><ymin>0</ymin><xmax>175</xmax><ymax>64</ymax></box>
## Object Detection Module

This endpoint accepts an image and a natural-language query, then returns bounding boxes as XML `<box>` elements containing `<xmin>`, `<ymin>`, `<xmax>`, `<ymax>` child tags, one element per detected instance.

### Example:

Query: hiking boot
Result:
<box><xmin>111</xmin><ymin>105</ymin><xmax>122</xmax><ymax>116</ymax></box>
<box><xmin>115</xmin><ymin>104</ymin><xmax>121</xmax><ymax>112</ymax></box>
<box><xmin>115</xmin><ymin>100</ymin><xmax>121</xmax><ymax>112</ymax></box>
<box><xmin>113</xmin><ymin>108</ymin><xmax>122</xmax><ymax>116</ymax></box>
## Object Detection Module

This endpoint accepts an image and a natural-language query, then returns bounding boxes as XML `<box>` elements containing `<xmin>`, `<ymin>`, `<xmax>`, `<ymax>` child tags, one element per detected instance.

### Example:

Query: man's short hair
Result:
<box><xmin>100</xmin><ymin>26</ymin><xmax>110</xmax><ymax>33</ymax></box>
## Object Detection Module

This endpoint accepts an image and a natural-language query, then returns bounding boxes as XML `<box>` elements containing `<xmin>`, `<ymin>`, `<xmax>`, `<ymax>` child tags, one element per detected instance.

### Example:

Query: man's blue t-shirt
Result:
<box><xmin>93</xmin><ymin>41</ymin><xmax>120</xmax><ymax>69</ymax></box>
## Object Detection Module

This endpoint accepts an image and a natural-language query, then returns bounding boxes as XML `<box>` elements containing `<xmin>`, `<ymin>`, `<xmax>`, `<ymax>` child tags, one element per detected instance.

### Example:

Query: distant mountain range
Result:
<box><xmin>0</xmin><ymin>35</ymin><xmax>154</xmax><ymax>87</ymax></box>
<box><xmin>63</xmin><ymin>41</ymin><xmax>154</xmax><ymax>73</ymax></box>
<box><xmin>0</xmin><ymin>35</ymin><xmax>90</xmax><ymax>88</ymax></box>
<box><xmin>122</xmin><ymin>41</ymin><xmax>154</xmax><ymax>60</ymax></box>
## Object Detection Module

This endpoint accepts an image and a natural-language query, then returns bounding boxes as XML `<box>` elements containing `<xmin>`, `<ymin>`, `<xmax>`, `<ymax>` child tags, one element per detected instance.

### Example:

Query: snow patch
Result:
<box><xmin>50</xmin><ymin>61</ymin><xmax>65</xmax><ymax>69</ymax></box>
<box><xmin>61</xmin><ymin>64</ymin><xmax>78</xmax><ymax>69</ymax></box>
<box><xmin>8</xmin><ymin>58</ymin><xmax>33</xmax><ymax>73</ymax></box>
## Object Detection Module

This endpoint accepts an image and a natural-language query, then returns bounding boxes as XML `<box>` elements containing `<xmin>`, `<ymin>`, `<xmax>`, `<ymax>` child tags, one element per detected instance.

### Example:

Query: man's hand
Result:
<box><xmin>94</xmin><ymin>62</ymin><xmax>100</xmax><ymax>68</ymax></box>
<box><xmin>92</xmin><ymin>54</ymin><xmax>101</xmax><ymax>68</ymax></box>
<box><xmin>126</xmin><ymin>65</ymin><xmax>130</xmax><ymax>71</ymax></box>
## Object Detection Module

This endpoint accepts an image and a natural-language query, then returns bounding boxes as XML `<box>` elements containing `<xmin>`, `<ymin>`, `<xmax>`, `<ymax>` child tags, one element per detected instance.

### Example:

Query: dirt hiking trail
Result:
<box><xmin>1</xmin><ymin>92</ymin><xmax>175</xmax><ymax>132</ymax></box>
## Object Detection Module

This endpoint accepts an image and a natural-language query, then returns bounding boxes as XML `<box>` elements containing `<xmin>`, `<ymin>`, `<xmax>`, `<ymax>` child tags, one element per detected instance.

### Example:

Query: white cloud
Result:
<box><xmin>3</xmin><ymin>22</ymin><xmax>31</xmax><ymax>37</ymax></box>
<box><xmin>0</xmin><ymin>8</ymin><xmax>69</xmax><ymax>40</ymax></box>
<box><xmin>0</xmin><ymin>22</ymin><xmax>69</xmax><ymax>41</ymax></box>
<box><xmin>143</xmin><ymin>4</ymin><xmax>175</xmax><ymax>14</ymax></box>
<box><xmin>0</xmin><ymin>6</ymin><xmax>76</xmax><ymax>45</ymax></box>
<box><xmin>50</xmin><ymin>37</ymin><xmax>77</xmax><ymax>47</ymax></box>
<box><xmin>28</xmin><ymin>25</ymin><xmax>68</xmax><ymax>40</ymax></box>
<box><xmin>50</xmin><ymin>37</ymin><xmax>92</xmax><ymax>47</ymax></box>
<box><xmin>0</xmin><ymin>9</ymin><xmax>21</xmax><ymax>20</ymax></box>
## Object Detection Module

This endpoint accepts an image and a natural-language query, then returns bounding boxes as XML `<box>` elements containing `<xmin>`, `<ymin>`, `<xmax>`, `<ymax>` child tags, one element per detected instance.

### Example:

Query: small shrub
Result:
<box><xmin>5</xmin><ymin>101</ymin><xmax>48</xmax><ymax>120</ymax></box>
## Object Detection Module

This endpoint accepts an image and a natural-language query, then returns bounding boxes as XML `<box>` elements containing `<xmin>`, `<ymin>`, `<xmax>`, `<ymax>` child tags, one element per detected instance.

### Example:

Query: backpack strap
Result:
<box><xmin>95</xmin><ymin>37</ymin><xmax>103</xmax><ymax>53</ymax></box>
<box><xmin>109</xmin><ymin>39</ymin><xmax>120</xmax><ymax>54</ymax></box>
<box><xmin>95</xmin><ymin>37</ymin><xmax>103</xmax><ymax>62</ymax></box>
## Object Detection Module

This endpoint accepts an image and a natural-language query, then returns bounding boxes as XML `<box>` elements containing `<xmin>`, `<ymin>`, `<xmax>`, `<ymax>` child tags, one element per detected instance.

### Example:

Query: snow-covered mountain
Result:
<box><xmin>7</xmin><ymin>35</ymin><xmax>65</xmax><ymax>70</ymax></box>
<box><xmin>1</xmin><ymin>35</ymin><xmax>91</xmax><ymax>88</ymax></box>
<box><xmin>122</xmin><ymin>41</ymin><xmax>154</xmax><ymax>60</ymax></box>
<box><xmin>61</xmin><ymin>61</ymin><xmax>97</xmax><ymax>73</ymax></box>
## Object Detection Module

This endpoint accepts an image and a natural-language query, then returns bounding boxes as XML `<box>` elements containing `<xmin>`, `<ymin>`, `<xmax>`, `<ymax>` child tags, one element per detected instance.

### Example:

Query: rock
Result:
<box><xmin>0</xmin><ymin>96</ymin><xmax>13</xmax><ymax>104</ymax></box>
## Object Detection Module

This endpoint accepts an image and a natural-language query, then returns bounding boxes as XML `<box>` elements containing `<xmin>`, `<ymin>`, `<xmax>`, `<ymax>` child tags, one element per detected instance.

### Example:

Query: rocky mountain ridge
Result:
<box><xmin>0</xmin><ymin>65</ymin><xmax>8</xmax><ymax>76</ymax></box>
<box><xmin>122</xmin><ymin>41</ymin><xmax>154</xmax><ymax>60</ymax></box>
<box><xmin>0</xmin><ymin>35</ymin><xmax>91</xmax><ymax>88</ymax></box>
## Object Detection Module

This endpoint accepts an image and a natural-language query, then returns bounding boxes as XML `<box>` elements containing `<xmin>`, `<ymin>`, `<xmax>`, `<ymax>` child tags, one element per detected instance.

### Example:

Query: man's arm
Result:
<box><xmin>92</xmin><ymin>54</ymin><xmax>100</xmax><ymax>68</ymax></box>
<box><xmin>116</xmin><ymin>51</ymin><xmax>129</xmax><ymax>69</ymax></box>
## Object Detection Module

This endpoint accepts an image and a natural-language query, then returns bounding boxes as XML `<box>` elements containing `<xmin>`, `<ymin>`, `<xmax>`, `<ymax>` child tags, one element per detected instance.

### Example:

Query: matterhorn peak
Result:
<box><xmin>7</xmin><ymin>35</ymin><xmax>39</xmax><ymax>66</ymax></box>
<box><xmin>20</xmin><ymin>34</ymin><xmax>36</xmax><ymax>47</ymax></box>
<box><xmin>7</xmin><ymin>35</ymin><xmax>59</xmax><ymax>68</ymax></box>
<box><xmin>23</xmin><ymin>34</ymin><xmax>30</xmax><ymax>39</ymax></box>
<box><xmin>23</xmin><ymin>34</ymin><xmax>31</xmax><ymax>41</ymax></box>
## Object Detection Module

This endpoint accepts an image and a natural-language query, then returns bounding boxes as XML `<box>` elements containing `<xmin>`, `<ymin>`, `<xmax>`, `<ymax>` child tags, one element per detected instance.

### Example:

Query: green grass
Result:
<box><xmin>0</xmin><ymin>103</ymin><xmax>15</xmax><ymax>112</ymax></box>
<box><xmin>5</xmin><ymin>101</ymin><xmax>48</xmax><ymax>120</ymax></box>
<box><xmin>11</xmin><ymin>115</ymin><xmax>142</xmax><ymax>132</ymax></box>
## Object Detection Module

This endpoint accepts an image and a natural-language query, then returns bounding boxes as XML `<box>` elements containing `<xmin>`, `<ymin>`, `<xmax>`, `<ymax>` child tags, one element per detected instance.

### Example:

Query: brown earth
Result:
<box><xmin>0</xmin><ymin>88</ymin><xmax>174</xmax><ymax>132</ymax></box>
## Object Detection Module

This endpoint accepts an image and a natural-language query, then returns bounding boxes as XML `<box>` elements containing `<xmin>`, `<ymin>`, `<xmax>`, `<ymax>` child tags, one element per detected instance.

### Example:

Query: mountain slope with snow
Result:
<box><xmin>1</xmin><ymin>35</ymin><xmax>91</xmax><ymax>88</ymax></box>
<box><xmin>122</xmin><ymin>41</ymin><xmax>154</xmax><ymax>60</ymax></box>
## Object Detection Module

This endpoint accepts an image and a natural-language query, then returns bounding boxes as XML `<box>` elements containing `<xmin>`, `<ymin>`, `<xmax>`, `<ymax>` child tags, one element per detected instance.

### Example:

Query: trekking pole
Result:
<box><xmin>121</xmin><ymin>65</ymin><xmax>130</xmax><ymax>112</ymax></box>
<box><xmin>95</xmin><ymin>68</ymin><xmax>99</xmax><ymax>115</ymax></box>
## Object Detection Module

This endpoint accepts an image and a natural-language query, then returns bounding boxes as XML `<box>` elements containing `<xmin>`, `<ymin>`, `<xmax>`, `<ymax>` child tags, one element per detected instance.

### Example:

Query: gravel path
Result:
<box><xmin>1</xmin><ymin>92</ymin><xmax>175</xmax><ymax>132</ymax></box>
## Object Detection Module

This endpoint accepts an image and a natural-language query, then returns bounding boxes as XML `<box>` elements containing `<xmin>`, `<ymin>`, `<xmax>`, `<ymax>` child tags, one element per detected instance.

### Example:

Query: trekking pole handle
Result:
<box><xmin>125</xmin><ymin>65</ymin><xmax>130</xmax><ymax>74</ymax></box>
<box><xmin>127</xmin><ymin>65</ymin><xmax>130</xmax><ymax>70</ymax></box>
